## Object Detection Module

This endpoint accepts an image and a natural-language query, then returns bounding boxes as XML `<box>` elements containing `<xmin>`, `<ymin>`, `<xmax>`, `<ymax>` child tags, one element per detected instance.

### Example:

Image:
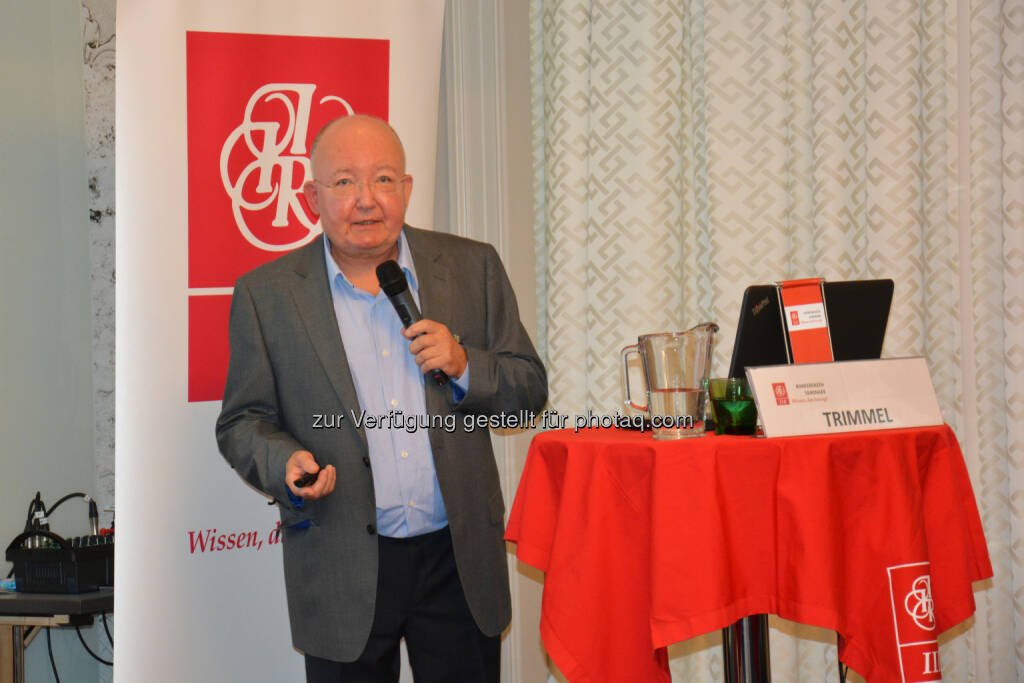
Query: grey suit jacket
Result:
<box><xmin>215</xmin><ymin>226</ymin><xmax>547</xmax><ymax>662</ymax></box>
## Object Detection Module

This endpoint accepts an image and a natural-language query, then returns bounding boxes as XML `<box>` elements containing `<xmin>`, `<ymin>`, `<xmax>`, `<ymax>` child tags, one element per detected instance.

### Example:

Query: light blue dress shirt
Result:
<box><xmin>323</xmin><ymin>231</ymin><xmax>468</xmax><ymax>537</ymax></box>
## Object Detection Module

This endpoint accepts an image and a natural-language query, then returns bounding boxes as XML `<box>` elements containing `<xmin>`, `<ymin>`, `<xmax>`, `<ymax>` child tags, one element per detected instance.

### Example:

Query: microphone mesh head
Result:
<box><xmin>376</xmin><ymin>260</ymin><xmax>408</xmax><ymax>296</ymax></box>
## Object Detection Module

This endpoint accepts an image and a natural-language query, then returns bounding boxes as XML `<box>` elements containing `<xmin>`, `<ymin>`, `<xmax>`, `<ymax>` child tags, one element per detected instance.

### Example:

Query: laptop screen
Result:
<box><xmin>727</xmin><ymin>279</ymin><xmax>894</xmax><ymax>378</ymax></box>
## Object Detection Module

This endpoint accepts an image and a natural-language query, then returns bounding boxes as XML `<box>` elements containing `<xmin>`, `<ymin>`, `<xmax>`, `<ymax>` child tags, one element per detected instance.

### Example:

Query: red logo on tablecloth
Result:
<box><xmin>772</xmin><ymin>382</ymin><xmax>790</xmax><ymax>406</ymax></box>
<box><xmin>790</xmin><ymin>310</ymin><xmax>800</xmax><ymax>326</ymax></box>
<box><xmin>904</xmin><ymin>575</ymin><xmax>935</xmax><ymax>631</ymax></box>
<box><xmin>185</xmin><ymin>31</ymin><xmax>388</xmax><ymax>402</ymax></box>
<box><xmin>888</xmin><ymin>562</ymin><xmax>941</xmax><ymax>682</ymax></box>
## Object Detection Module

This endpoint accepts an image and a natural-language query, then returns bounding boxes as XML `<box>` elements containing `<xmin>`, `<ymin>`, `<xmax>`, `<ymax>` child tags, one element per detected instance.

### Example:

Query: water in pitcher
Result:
<box><xmin>648</xmin><ymin>387</ymin><xmax>705</xmax><ymax>439</ymax></box>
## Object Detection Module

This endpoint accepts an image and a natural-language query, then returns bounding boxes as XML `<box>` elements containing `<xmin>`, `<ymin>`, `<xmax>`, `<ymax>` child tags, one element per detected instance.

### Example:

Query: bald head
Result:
<box><xmin>309</xmin><ymin>115</ymin><xmax>406</xmax><ymax>174</ymax></box>
<box><xmin>302</xmin><ymin>113</ymin><xmax>413</xmax><ymax>272</ymax></box>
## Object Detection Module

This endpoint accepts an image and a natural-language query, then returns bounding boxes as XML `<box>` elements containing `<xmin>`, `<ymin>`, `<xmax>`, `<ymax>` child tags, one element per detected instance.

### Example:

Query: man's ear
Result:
<box><xmin>402</xmin><ymin>174</ymin><xmax>413</xmax><ymax>205</ymax></box>
<box><xmin>302</xmin><ymin>180</ymin><xmax>320</xmax><ymax>216</ymax></box>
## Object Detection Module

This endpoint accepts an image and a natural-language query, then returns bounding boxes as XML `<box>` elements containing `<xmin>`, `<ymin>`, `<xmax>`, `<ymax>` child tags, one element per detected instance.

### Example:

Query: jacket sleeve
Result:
<box><xmin>455</xmin><ymin>244</ymin><xmax>548</xmax><ymax>416</ymax></box>
<box><xmin>215</xmin><ymin>277</ymin><xmax>308</xmax><ymax>522</ymax></box>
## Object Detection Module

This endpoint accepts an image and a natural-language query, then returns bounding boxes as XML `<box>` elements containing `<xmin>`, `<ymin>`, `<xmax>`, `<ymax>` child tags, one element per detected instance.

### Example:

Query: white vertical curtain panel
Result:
<box><xmin>531</xmin><ymin>0</ymin><xmax>1023</xmax><ymax>681</ymax></box>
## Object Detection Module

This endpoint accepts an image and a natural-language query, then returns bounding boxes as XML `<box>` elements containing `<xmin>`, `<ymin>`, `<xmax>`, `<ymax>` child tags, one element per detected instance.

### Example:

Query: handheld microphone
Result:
<box><xmin>376</xmin><ymin>260</ymin><xmax>450</xmax><ymax>386</ymax></box>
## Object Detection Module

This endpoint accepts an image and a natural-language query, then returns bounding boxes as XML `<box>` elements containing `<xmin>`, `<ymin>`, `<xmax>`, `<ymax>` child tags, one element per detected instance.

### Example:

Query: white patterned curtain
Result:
<box><xmin>531</xmin><ymin>0</ymin><xmax>1023</xmax><ymax>680</ymax></box>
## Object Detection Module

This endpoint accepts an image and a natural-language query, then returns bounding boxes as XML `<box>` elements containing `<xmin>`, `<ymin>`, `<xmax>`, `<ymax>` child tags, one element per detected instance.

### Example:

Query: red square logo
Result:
<box><xmin>772</xmin><ymin>382</ymin><xmax>790</xmax><ymax>406</ymax></box>
<box><xmin>887</xmin><ymin>562</ymin><xmax>941</xmax><ymax>682</ymax></box>
<box><xmin>185</xmin><ymin>31</ymin><xmax>389</xmax><ymax>402</ymax></box>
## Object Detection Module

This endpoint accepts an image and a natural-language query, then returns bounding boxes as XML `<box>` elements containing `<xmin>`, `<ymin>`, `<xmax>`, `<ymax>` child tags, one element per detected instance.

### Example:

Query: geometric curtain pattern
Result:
<box><xmin>968</xmin><ymin>1</ymin><xmax>1024</xmax><ymax>681</ymax></box>
<box><xmin>531</xmin><ymin>0</ymin><xmax>1023</xmax><ymax>680</ymax></box>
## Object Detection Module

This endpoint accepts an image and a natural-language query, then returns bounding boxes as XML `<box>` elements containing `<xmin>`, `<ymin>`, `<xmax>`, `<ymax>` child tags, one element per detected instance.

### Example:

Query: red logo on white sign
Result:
<box><xmin>772</xmin><ymin>382</ymin><xmax>790</xmax><ymax>406</ymax></box>
<box><xmin>186</xmin><ymin>31</ymin><xmax>389</xmax><ymax>402</ymax></box>
<box><xmin>790</xmin><ymin>310</ymin><xmax>800</xmax><ymax>326</ymax></box>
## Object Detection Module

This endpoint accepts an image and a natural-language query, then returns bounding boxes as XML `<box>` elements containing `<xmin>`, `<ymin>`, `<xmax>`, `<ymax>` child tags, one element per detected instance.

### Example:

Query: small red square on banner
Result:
<box><xmin>188</xmin><ymin>295</ymin><xmax>232</xmax><ymax>403</ymax></box>
<box><xmin>185</xmin><ymin>31</ymin><xmax>389</xmax><ymax>402</ymax></box>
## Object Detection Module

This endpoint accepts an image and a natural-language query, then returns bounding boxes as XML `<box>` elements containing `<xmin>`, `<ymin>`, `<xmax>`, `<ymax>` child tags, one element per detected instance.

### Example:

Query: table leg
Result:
<box><xmin>1</xmin><ymin>624</ymin><xmax>26</xmax><ymax>683</ymax></box>
<box><xmin>0</xmin><ymin>625</ymin><xmax>11</xmax><ymax>683</ymax></box>
<box><xmin>722</xmin><ymin>615</ymin><xmax>771</xmax><ymax>683</ymax></box>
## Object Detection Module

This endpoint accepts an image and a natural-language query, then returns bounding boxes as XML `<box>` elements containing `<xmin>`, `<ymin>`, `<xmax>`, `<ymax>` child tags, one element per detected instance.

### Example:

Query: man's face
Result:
<box><xmin>303</xmin><ymin>118</ymin><xmax>413</xmax><ymax>265</ymax></box>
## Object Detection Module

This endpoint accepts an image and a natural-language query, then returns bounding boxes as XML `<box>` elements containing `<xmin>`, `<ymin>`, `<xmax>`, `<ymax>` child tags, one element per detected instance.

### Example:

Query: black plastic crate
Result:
<box><xmin>5</xmin><ymin>530</ymin><xmax>114</xmax><ymax>594</ymax></box>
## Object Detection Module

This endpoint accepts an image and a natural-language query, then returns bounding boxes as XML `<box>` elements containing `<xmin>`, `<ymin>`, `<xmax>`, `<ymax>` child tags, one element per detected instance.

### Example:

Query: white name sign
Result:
<box><xmin>746</xmin><ymin>357</ymin><xmax>943</xmax><ymax>438</ymax></box>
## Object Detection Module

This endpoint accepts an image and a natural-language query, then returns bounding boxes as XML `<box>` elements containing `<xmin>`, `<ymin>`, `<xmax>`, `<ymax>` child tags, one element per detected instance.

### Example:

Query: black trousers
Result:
<box><xmin>305</xmin><ymin>526</ymin><xmax>500</xmax><ymax>683</ymax></box>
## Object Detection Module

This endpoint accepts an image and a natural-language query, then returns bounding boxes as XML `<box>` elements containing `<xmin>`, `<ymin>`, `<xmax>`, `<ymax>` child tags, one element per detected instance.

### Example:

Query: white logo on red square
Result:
<box><xmin>772</xmin><ymin>382</ymin><xmax>790</xmax><ymax>406</ymax></box>
<box><xmin>186</xmin><ymin>31</ymin><xmax>389</xmax><ymax>401</ymax></box>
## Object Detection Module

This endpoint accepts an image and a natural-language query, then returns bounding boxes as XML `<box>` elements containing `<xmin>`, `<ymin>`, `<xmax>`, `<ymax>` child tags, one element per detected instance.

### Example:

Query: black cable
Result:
<box><xmin>75</xmin><ymin>624</ymin><xmax>113</xmax><ymax>665</ymax></box>
<box><xmin>101</xmin><ymin>611</ymin><xmax>112</xmax><ymax>645</ymax></box>
<box><xmin>25</xmin><ymin>492</ymin><xmax>44</xmax><ymax>531</ymax></box>
<box><xmin>46</xmin><ymin>492</ymin><xmax>89</xmax><ymax>516</ymax></box>
<box><xmin>46</xmin><ymin>627</ymin><xmax>62</xmax><ymax>683</ymax></box>
<box><xmin>8</xmin><ymin>494</ymin><xmax>46</xmax><ymax>578</ymax></box>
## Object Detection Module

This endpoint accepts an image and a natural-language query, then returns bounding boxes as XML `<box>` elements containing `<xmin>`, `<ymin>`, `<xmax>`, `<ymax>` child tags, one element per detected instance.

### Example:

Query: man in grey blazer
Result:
<box><xmin>216</xmin><ymin>115</ymin><xmax>547</xmax><ymax>682</ymax></box>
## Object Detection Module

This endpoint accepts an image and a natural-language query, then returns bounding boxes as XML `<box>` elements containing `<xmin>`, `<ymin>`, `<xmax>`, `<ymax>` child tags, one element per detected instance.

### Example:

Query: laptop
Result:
<box><xmin>727</xmin><ymin>279</ymin><xmax>894</xmax><ymax>378</ymax></box>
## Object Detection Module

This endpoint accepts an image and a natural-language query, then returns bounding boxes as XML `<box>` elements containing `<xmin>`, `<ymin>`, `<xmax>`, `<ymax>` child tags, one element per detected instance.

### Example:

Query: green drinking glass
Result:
<box><xmin>709</xmin><ymin>377</ymin><xmax>758</xmax><ymax>436</ymax></box>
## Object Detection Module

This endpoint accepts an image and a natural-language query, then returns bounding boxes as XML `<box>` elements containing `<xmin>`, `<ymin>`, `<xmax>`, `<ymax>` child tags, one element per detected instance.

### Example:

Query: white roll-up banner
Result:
<box><xmin>114</xmin><ymin>2</ymin><xmax>445</xmax><ymax>680</ymax></box>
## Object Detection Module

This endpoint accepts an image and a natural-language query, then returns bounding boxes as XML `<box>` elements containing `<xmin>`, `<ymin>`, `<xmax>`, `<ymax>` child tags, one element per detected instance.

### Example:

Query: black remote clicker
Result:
<box><xmin>293</xmin><ymin>469</ymin><xmax>320</xmax><ymax>489</ymax></box>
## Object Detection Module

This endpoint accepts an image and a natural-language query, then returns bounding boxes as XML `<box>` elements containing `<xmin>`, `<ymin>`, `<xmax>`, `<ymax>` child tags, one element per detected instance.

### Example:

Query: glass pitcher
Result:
<box><xmin>621</xmin><ymin>322</ymin><xmax>719</xmax><ymax>439</ymax></box>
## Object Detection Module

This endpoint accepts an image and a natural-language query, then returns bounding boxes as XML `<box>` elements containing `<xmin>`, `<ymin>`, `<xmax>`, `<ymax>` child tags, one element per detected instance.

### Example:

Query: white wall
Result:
<box><xmin>1</xmin><ymin>1</ymin><xmax>108</xmax><ymax>680</ymax></box>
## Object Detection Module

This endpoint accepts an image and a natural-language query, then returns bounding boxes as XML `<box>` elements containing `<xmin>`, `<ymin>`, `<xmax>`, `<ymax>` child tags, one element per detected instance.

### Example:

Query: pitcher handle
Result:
<box><xmin>621</xmin><ymin>344</ymin><xmax>647</xmax><ymax>412</ymax></box>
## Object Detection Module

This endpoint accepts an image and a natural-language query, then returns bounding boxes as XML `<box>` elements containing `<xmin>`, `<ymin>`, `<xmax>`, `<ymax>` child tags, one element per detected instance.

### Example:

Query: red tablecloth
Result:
<box><xmin>505</xmin><ymin>425</ymin><xmax>992</xmax><ymax>683</ymax></box>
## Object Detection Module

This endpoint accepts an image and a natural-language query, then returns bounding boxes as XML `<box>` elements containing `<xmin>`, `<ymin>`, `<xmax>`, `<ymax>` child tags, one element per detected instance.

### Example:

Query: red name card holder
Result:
<box><xmin>776</xmin><ymin>277</ymin><xmax>834</xmax><ymax>365</ymax></box>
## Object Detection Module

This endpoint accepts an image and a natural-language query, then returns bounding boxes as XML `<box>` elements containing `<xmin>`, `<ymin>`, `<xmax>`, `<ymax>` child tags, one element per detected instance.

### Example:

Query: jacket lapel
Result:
<box><xmin>287</xmin><ymin>239</ymin><xmax>368</xmax><ymax>449</ymax></box>
<box><xmin>405</xmin><ymin>226</ymin><xmax>450</xmax><ymax>328</ymax></box>
<box><xmin>404</xmin><ymin>227</ymin><xmax>455</xmax><ymax>438</ymax></box>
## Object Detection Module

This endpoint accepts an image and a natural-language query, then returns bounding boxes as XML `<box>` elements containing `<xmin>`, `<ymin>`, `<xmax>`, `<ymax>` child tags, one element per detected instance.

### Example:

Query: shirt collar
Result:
<box><xmin>322</xmin><ymin>228</ymin><xmax>419</xmax><ymax>294</ymax></box>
